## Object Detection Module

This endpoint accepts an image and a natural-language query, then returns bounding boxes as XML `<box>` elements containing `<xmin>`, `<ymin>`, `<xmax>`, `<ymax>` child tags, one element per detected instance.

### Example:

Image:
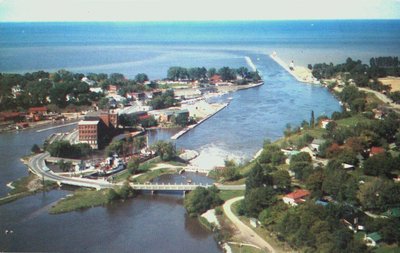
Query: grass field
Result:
<box><xmin>336</xmin><ymin>114</ymin><xmax>374</xmax><ymax>128</ymax></box>
<box><xmin>49</xmin><ymin>189</ymin><xmax>111</xmax><ymax>214</ymax></box>
<box><xmin>218</xmin><ymin>190</ymin><xmax>244</xmax><ymax>201</ymax></box>
<box><xmin>131</xmin><ymin>168</ymin><xmax>178</xmax><ymax>183</ymax></box>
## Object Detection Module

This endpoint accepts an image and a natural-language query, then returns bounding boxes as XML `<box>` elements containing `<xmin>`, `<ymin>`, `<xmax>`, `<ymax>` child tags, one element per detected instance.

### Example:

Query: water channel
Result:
<box><xmin>0</xmin><ymin>55</ymin><xmax>341</xmax><ymax>252</ymax></box>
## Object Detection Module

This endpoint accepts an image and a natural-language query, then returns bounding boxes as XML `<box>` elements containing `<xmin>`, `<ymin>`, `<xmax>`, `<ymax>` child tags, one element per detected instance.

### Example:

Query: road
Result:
<box><xmin>28</xmin><ymin>153</ymin><xmax>246</xmax><ymax>191</ymax></box>
<box><xmin>28</xmin><ymin>152</ymin><xmax>113</xmax><ymax>189</ymax></box>
<box><xmin>359</xmin><ymin>87</ymin><xmax>400</xmax><ymax>111</ymax></box>
<box><xmin>223</xmin><ymin>196</ymin><xmax>276</xmax><ymax>253</ymax></box>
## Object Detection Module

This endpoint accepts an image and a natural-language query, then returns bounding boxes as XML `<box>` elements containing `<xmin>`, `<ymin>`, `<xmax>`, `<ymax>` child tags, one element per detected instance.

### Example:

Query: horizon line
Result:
<box><xmin>1</xmin><ymin>18</ymin><xmax>400</xmax><ymax>23</ymax></box>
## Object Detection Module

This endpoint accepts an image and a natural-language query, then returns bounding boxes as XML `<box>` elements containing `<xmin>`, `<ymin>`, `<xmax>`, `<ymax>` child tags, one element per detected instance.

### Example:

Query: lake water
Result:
<box><xmin>0</xmin><ymin>20</ymin><xmax>398</xmax><ymax>252</ymax></box>
<box><xmin>1</xmin><ymin>20</ymin><xmax>399</xmax><ymax>78</ymax></box>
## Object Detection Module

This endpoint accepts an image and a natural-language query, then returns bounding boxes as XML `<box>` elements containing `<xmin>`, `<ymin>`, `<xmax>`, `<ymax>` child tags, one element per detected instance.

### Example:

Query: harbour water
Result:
<box><xmin>0</xmin><ymin>20</ymin><xmax>398</xmax><ymax>252</ymax></box>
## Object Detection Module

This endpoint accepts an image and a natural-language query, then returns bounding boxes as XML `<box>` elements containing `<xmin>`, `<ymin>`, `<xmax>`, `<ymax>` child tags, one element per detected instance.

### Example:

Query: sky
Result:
<box><xmin>0</xmin><ymin>0</ymin><xmax>399</xmax><ymax>22</ymax></box>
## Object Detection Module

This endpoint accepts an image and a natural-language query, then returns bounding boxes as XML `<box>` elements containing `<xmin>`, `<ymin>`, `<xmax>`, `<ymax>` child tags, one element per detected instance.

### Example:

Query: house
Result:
<box><xmin>81</xmin><ymin>77</ymin><xmax>96</xmax><ymax>86</ymax></box>
<box><xmin>128</xmin><ymin>92</ymin><xmax>146</xmax><ymax>101</ymax></box>
<box><xmin>310</xmin><ymin>139</ymin><xmax>326</xmax><ymax>152</ymax></box>
<box><xmin>321</xmin><ymin>119</ymin><xmax>333</xmax><ymax>129</ymax></box>
<box><xmin>28</xmin><ymin>106</ymin><xmax>48</xmax><ymax>121</ymax></box>
<box><xmin>372</xmin><ymin>108</ymin><xmax>385</xmax><ymax>119</ymax></box>
<box><xmin>282</xmin><ymin>189</ymin><xmax>310</xmax><ymax>206</ymax></box>
<box><xmin>89</xmin><ymin>87</ymin><xmax>103</xmax><ymax>93</ymax></box>
<box><xmin>210</xmin><ymin>74</ymin><xmax>222</xmax><ymax>85</ymax></box>
<box><xmin>370</xmin><ymin>146</ymin><xmax>384</xmax><ymax>156</ymax></box>
<box><xmin>364</xmin><ymin>232</ymin><xmax>382</xmax><ymax>247</ymax></box>
<box><xmin>108</xmin><ymin>85</ymin><xmax>119</xmax><ymax>93</ymax></box>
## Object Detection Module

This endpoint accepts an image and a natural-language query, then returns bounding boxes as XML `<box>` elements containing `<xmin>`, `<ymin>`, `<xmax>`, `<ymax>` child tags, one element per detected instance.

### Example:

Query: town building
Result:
<box><xmin>369</xmin><ymin>146</ymin><xmax>385</xmax><ymax>156</ymax></box>
<box><xmin>28</xmin><ymin>106</ymin><xmax>48</xmax><ymax>121</ymax></box>
<box><xmin>321</xmin><ymin>119</ymin><xmax>333</xmax><ymax>129</ymax></box>
<box><xmin>148</xmin><ymin>108</ymin><xmax>189</xmax><ymax>123</ymax></box>
<box><xmin>282</xmin><ymin>189</ymin><xmax>310</xmax><ymax>206</ymax></box>
<box><xmin>78</xmin><ymin>110</ymin><xmax>118</xmax><ymax>149</ymax></box>
<box><xmin>310</xmin><ymin>139</ymin><xmax>326</xmax><ymax>153</ymax></box>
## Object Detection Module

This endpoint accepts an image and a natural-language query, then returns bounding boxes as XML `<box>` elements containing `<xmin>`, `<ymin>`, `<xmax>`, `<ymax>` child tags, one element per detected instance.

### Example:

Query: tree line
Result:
<box><xmin>167</xmin><ymin>66</ymin><xmax>261</xmax><ymax>83</ymax></box>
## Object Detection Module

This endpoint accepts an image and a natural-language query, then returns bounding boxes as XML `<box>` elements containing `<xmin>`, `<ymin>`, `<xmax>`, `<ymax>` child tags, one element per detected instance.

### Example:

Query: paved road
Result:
<box><xmin>223</xmin><ymin>196</ymin><xmax>276</xmax><ymax>253</ymax></box>
<box><xmin>28</xmin><ymin>152</ymin><xmax>113</xmax><ymax>189</ymax></box>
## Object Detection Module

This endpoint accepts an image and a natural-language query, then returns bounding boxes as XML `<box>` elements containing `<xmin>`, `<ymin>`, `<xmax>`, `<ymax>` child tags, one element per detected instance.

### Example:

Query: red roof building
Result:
<box><xmin>210</xmin><ymin>74</ymin><xmax>222</xmax><ymax>84</ymax></box>
<box><xmin>370</xmin><ymin>146</ymin><xmax>385</xmax><ymax>156</ymax></box>
<box><xmin>28</xmin><ymin>106</ymin><xmax>48</xmax><ymax>114</ymax></box>
<box><xmin>283</xmin><ymin>189</ymin><xmax>311</xmax><ymax>206</ymax></box>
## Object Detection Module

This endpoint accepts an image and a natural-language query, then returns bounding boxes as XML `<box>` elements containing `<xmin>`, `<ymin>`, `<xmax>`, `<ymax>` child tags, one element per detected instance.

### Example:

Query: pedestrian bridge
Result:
<box><xmin>129</xmin><ymin>182</ymin><xmax>212</xmax><ymax>191</ymax></box>
<box><xmin>129</xmin><ymin>183</ymin><xmax>245</xmax><ymax>191</ymax></box>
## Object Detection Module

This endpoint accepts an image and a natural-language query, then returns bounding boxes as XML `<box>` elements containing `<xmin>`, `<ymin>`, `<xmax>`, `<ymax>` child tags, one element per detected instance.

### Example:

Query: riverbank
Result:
<box><xmin>269</xmin><ymin>53</ymin><xmax>319</xmax><ymax>85</ymax></box>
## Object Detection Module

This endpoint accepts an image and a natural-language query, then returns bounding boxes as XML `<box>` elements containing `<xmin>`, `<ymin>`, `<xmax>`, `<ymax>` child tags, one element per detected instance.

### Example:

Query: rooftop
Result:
<box><xmin>78</xmin><ymin>120</ymin><xmax>99</xmax><ymax>125</ymax></box>
<box><xmin>285</xmin><ymin>189</ymin><xmax>310</xmax><ymax>200</ymax></box>
<box><xmin>367</xmin><ymin>232</ymin><xmax>382</xmax><ymax>242</ymax></box>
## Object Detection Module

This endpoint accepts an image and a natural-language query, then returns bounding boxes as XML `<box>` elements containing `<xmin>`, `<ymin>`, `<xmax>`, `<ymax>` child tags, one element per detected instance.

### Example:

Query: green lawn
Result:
<box><xmin>130</xmin><ymin>168</ymin><xmax>178</xmax><ymax>183</ymax></box>
<box><xmin>336</xmin><ymin>114</ymin><xmax>373</xmax><ymax>128</ymax></box>
<box><xmin>374</xmin><ymin>244</ymin><xmax>400</xmax><ymax>253</ymax></box>
<box><xmin>230</xmin><ymin>244</ymin><xmax>263</xmax><ymax>253</ymax></box>
<box><xmin>49</xmin><ymin>189</ymin><xmax>111</xmax><ymax>214</ymax></box>
<box><xmin>218</xmin><ymin>190</ymin><xmax>244</xmax><ymax>201</ymax></box>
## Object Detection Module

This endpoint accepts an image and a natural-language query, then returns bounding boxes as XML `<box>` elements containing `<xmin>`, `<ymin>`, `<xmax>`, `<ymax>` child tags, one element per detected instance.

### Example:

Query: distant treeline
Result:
<box><xmin>311</xmin><ymin>56</ymin><xmax>399</xmax><ymax>81</ymax></box>
<box><xmin>166</xmin><ymin>66</ymin><xmax>261</xmax><ymax>83</ymax></box>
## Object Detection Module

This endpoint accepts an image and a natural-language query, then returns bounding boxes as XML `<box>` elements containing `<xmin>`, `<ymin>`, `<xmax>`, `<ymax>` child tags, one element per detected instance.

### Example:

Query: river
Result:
<box><xmin>0</xmin><ymin>55</ymin><xmax>341</xmax><ymax>252</ymax></box>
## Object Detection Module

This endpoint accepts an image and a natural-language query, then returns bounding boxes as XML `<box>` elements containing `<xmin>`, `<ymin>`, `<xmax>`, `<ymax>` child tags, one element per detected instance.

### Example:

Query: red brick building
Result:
<box><xmin>78</xmin><ymin>110</ymin><xmax>118</xmax><ymax>149</ymax></box>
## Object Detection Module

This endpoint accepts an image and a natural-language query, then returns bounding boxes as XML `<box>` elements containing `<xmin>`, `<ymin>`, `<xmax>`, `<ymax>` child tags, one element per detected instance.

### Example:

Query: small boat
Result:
<box><xmin>187</xmin><ymin>179</ymin><xmax>192</xmax><ymax>184</ymax></box>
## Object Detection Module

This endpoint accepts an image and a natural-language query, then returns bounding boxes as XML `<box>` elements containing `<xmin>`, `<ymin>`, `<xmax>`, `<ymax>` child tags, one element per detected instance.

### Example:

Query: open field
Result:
<box><xmin>379</xmin><ymin>77</ymin><xmax>400</xmax><ymax>92</ymax></box>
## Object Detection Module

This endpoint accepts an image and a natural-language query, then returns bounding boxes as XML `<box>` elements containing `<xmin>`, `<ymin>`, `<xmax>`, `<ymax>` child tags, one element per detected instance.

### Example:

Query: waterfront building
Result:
<box><xmin>78</xmin><ymin>110</ymin><xmax>118</xmax><ymax>149</ymax></box>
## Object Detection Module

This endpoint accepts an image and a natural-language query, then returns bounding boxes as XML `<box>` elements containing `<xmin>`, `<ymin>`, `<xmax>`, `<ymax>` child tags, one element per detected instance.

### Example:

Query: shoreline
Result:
<box><xmin>269</xmin><ymin>53</ymin><xmax>319</xmax><ymax>85</ymax></box>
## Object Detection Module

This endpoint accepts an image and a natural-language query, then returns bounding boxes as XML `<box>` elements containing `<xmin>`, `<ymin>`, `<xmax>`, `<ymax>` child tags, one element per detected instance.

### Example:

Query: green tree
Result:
<box><xmin>184</xmin><ymin>186</ymin><xmax>223</xmax><ymax>217</ymax></box>
<box><xmin>289</xmin><ymin>161</ymin><xmax>313</xmax><ymax>180</ymax></box>
<box><xmin>134</xmin><ymin>73</ymin><xmax>149</xmax><ymax>84</ymax></box>
<box><xmin>127</xmin><ymin>157</ymin><xmax>140</xmax><ymax>174</ymax></box>
<box><xmin>291</xmin><ymin>152</ymin><xmax>312</xmax><ymax>163</ymax></box>
<box><xmin>310</xmin><ymin>110</ymin><xmax>315</xmax><ymax>128</ymax></box>
<box><xmin>363</xmin><ymin>152</ymin><xmax>396</xmax><ymax>176</ymax></box>
<box><xmin>218</xmin><ymin>67</ymin><xmax>236</xmax><ymax>81</ymax></box>
<box><xmin>152</xmin><ymin>141</ymin><xmax>176</xmax><ymax>161</ymax></box>
<box><xmin>272</xmin><ymin>170</ymin><xmax>291</xmax><ymax>190</ymax></box>
<box><xmin>245</xmin><ymin>163</ymin><xmax>273</xmax><ymax>190</ymax></box>
<box><xmin>244</xmin><ymin>187</ymin><xmax>277</xmax><ymax>217</ymax></box>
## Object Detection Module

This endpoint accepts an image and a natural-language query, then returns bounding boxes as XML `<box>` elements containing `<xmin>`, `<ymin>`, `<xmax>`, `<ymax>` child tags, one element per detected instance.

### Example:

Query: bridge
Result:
<box><xmin>129</xmin><ymin>183</ymin><xmax>245</xmax><ymax>192</ymax></box>
<box><xmin>28</xmin><ymin>152</ymin><xmax>113</xmax><ymax>190</ymax></box>
<box><xmin>28</xmin><ymin>152</ymin><xmax>245</xmax><ymax>192</ymax></box>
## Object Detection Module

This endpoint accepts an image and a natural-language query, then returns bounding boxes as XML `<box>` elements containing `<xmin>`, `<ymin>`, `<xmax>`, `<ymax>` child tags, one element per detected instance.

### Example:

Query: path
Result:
<box><xmin>359</xmin><ymin>87</ymin><xmax>400</xmax><ymax>111</ymax></box>
<box><xmin>223</xmin><ymin>196</ymin><xmax>276</xmax><ymax>253</ymax></box>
